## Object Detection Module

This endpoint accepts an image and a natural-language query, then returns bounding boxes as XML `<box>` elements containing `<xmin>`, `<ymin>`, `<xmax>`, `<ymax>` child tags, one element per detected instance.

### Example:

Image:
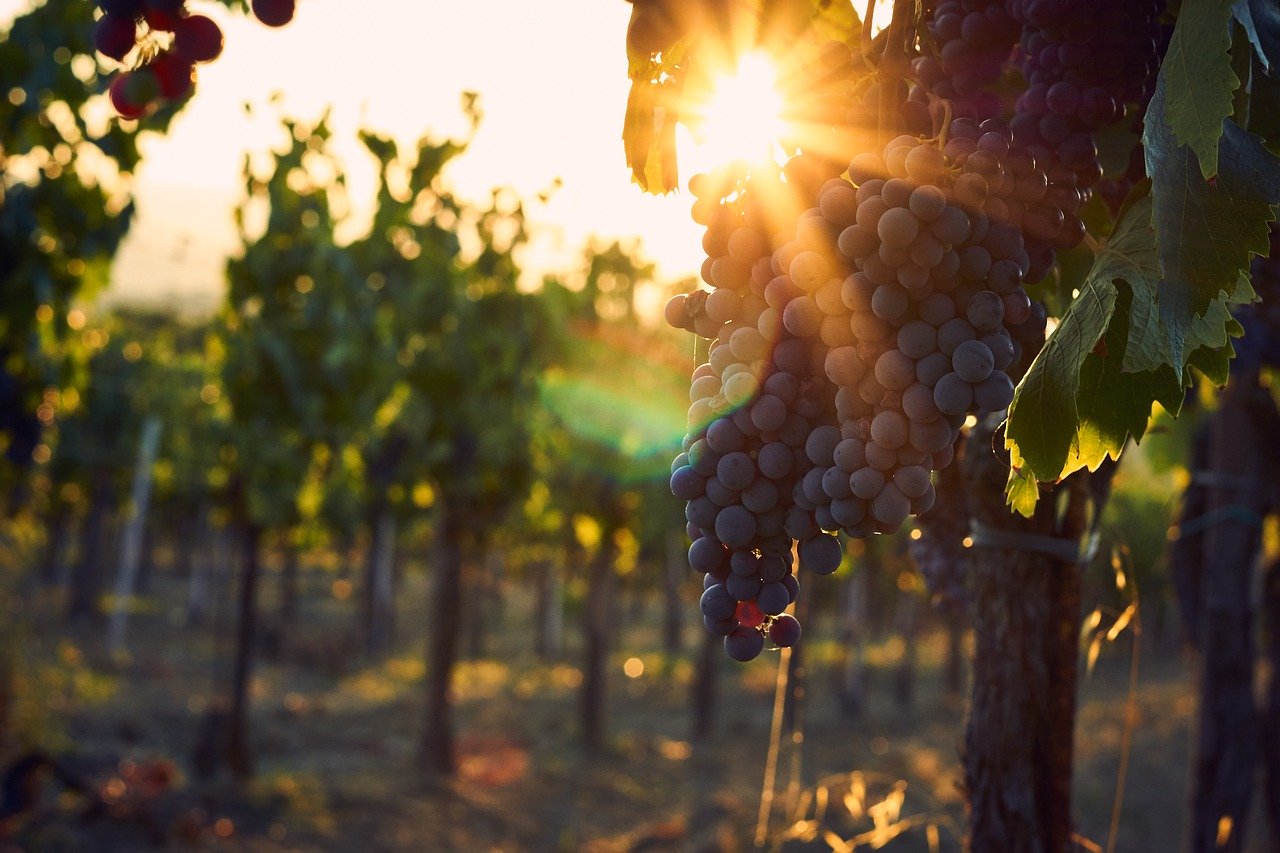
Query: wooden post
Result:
<box><xmin>107</xmin><ymin>416</ymin><xmax>163</xmax><ymax>657</ymax></box>
<box><xmin>227</xmin><ymin>519</ymin><xmax>262</xmax><ymax>778</ymax></box>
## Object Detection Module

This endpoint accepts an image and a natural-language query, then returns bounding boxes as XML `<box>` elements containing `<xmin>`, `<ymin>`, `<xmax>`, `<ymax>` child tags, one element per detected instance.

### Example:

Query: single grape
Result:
<box><xmin>742</xmin><ymin>477</ymin><xmax>780</xmax><ymax>513</ymax></box>
<box><xmin>717</xmin><ymin>451</ymin><xmax>756</xmax><ymax>491</ymax></box>
<box><xmin>872</xmin><ymin>483</ymin><xmax>911</xmax><ymax>527</ymax></box>
<box><xmin>768</xmin><ymin>613</ymin><xmax>802</xmax><ymax>647</ymax></box>
<box><xmin>916</xmin><ymin>351</ymin><xmax>953</xmax><ymax>386</ymax></box>
<box><xmin>967</xmin><ymin>290</ymin><xmax>1006</xmax><ymax>331</ymax></box>
<box><xmin>871</xmin><ymin>410</ymin><xmax>909</xmax><ymax>449</ymax></box>
<box><xmin>725</xmin><ymin>626</ymin><xmax>765</xmax><ymax>661</ymax></box>
<box><xmin>898</xmin><ymin>320</ymin><xmax>939</xmax><ymax>359</ymax></box>
<box><xmin>953</xmin><ymin>339</ymin><xmax>996</xmax><ymax>383</ymax></box>
<box><xmin>800</xmin><ymin>533</ymin><xmax>843</xmax><ymax>574</ymax></box>
<box><xmin>865</xmin><ymin>440</ymin><xmax>898</xmax><ymax>471</ymax></box>
<box><xmin>715</xmin><ymin>505</ymin><xmax>758</xmax><ymax>548</ymax></box>
<box><xmin>737</xmin><ymin>599</ymin><xmax>766</xmax><ymax>628</ymax></box>
<box><xmin>894</xmin><ymin>465</ymin><xmax>932</xmax><ymax>498</ymax></box>
<box><xmin>700</xmin><ymin>583</ymin><xmax>736</xmax><ymax>619</ymax></box>
<box><xmin>974</xmin><ymin>370</ymin><xmax>1016</xmax><ymax>412</ymax></box>
<box><xmin>850</xmin><ymin>466</ymin><xmax>886</xmax><ymax>499</ymax></box>
<box><xmin>878</xmin><ymin>207</ymin><xmax>921</xmax><ymax>249</ymax></box>
<box><xmin>757</xmin><ymin>582</ymin><xmax>791</xmax><ymax>615</ymax></box>
<box><xmin>806</xmin><ymin>425</ymin><xmax>842</xmax><ymax>467</ymax></box>
<box><xmin>727</xmin><ymin>572</ymin><xmax>763</xmax><ymax>601</ymax></box>
<box><xmin>95</xmin><ymin>14</ymin><xmax>138</xmax><ymax>62</ymax></box>
<box><xmin>938</xmin><ymin>318</ymin><xmax>977</xmax><ymax>356</ymax></box>
<box><xmin>251</xmin><ymin>0</ymin><xmax>297</xmax><ymax>27</ymax></box>
<box><xmin>934</xmin><ymin>372</ymin><xmax>975</xmax><ymax>415</ymax></box>
<box><xmin>705</xmin><ymin>615</ymin><xmax>737</xmax><ymax>636</ymax></box>
<box><xmin>875</xmin><ymin>349</ymin><xmax>917</xmax><ymax>391</ymax></box>
<box><xmin>760</xmin><ymin>555</ymin><xmax>789</xmax><ymax>582</ymax></box>
<box><xmin>670</xmin><ymin>466</ymin><xmax>707</xmax><ymax>500</ymax></box>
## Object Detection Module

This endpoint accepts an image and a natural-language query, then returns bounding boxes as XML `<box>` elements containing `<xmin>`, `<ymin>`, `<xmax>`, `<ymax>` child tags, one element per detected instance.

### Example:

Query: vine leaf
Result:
<box><xmin>1003</xmin><ymin>241</ymin><xmax>1118</xmax><ymax>505</ymax></box>
<box><xmin>621</xmin><ymin>0</ymin><xmax>860</xmax><ymax>194</ymax></box>
<box><xmin>1003</xmin><ymin>186</ymin><xmax>1248</xmax><ymax>515</ymax></box>
<box><xmin>1234</xmin><ymin>0</ymin><xmax>1280</xmax><ymax>74</ymax></box>
<box><xmin>1143</xmin><ymin>76</ymin><xmax>1280</xmax><ymax>364</ymax></box>
<box><xmin>1064</xmin><ymin>287</ymin><xmax>1183</xmax><ymax>479</ymax></box>
<box><xmin>1005</xmin><ymin>466</ymin><xmax>1039</xmax><ymax>519</ymax></box>
<box><xmin>1159</xmin><ymin>0</ymin><xmax>1239</xmax><ymax>178</ymax></box>
<box><xmin>623</xmin><ymin>34</ymin><xmax>692</xmax><ymax>194</ymax></box>
<box><xmin>998</xmin><ymin>178</ymin><xmax>1249</xmax><ymax>512</ymax></box>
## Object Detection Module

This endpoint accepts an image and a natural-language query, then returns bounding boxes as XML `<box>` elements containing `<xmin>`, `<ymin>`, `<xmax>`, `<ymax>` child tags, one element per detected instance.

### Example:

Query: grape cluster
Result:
<box><xmin>1007</xmin><ymin>0</ymin><xmax>1161</xmax><ymax>176</ymax></box>
<box><xmin>665</xmin><ymin>0</ymin><xmax>1166</xmax><ymax>649</ymax></box>
<box><xmin>920</xmin><ymin>0</ymin><xmax>1020</xmax><ymax>121</ymax></box>
<box><xmin>1005</xmin><ymin>0</ymin><xmax>1163</xmax><ymax>246</ymax></box>
<box><xmin>669</xmin><ymin>115</ymin><xmax>1059</xmax><ymax>658</ymax></box>
<box><xmin>94</xmin><ymin>0</ymin><xmax>296</xmax><ymax>119</ymax></box>
<box><xmin>668</xmin><ymin>163</ymin><xmax>845</xmax><ymax>662</ymax></box>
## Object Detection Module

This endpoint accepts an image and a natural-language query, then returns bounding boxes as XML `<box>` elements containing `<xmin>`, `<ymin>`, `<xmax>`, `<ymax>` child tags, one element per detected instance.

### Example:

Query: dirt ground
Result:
<box><xmin>2</xmin><ymin>562</ymin><xmax>1255</xmax><ymax>852</ymax></box>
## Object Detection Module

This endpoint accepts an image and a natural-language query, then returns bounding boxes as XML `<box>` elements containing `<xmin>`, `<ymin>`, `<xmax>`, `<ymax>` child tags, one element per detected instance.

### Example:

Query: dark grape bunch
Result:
<box><xmin>920</xmin><ymin>0</ymin><xmax>1020</xmax><ymax>122</ymax></box>
<box><xmin>668</xmin><ymin>118</ymin><xmax>1059</xmax><ymax>659</ymax></box>
<box><xmin>1004</xmin><ymin>0</ymin><xmax>1163</xmax><ymax>249</ymax></box>
<box><xmin>667</xmin><ymin>161</ymin><xmax>847</xmax><ymax>662</ymax></box>
<box><xmin>664</xmin><ymin>0</ymin><xmax>1163</xmax><ymax>653</ymax></box>
<box><xmin>94</xmin><ymin>0</ymin><xmax>297</xmax><ymax>120</ymax></box>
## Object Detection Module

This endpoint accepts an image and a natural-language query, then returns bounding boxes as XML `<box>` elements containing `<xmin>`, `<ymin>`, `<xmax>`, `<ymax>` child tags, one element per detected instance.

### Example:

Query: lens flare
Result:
<box><xmin>694</xmin><ymin>52</ymin><xmax>787</xmax><ymax>165</ymax></box>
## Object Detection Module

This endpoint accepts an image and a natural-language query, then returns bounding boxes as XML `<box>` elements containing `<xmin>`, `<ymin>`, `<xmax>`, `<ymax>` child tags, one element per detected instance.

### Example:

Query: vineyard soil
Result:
<box><xmin>10</xmin><ymin>553</ymin><xmax>1236</xmax><ymax>851</ymax></box>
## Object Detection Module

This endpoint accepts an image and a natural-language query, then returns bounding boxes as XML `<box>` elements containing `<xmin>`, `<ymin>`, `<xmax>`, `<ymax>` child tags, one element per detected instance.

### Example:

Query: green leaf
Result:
<box><xmin>1066</xmin><ymin>287</ymin><xmax>1182</xmax><ymax>478</ymax></box>
<box><xmin>1005</xmin><ymin>467</ymin><xmax>1040</xmax><ymax>519</ymax></box>
<box><xmin>1234</xmin><ymin>0</ymin><xmax>1280</xmax><ymax>74</ymax></box>
<box><xmin>1159</xmin><ymin>0</ymin><xmax>1239</xmax><ymax>177</ymax></box>
<box><xmin>1005</xmin><ymin>271</ymin><xmax>1117</xmax><ymax>483</ymax></box>
<box><xmin>1004</xmin><ymin>186</ymin><xmax>1163</xmax><ymax>500</ymax></box>
<box><xmin>1144</xmin><ymin>78</ymin><xmax>1280</xmax><ymax>360</ymax></box>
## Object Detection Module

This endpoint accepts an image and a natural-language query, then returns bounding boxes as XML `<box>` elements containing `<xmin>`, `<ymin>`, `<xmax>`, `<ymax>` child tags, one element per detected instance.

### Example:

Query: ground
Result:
<box><xmin>0</xmin><ymin>555</ymin><xmax>1252</xmax><ymax>852</ymax></box>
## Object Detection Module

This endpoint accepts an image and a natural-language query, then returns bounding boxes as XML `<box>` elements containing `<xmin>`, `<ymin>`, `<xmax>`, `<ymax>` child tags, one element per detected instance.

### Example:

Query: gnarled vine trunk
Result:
<box><xmin>962</xmin><ymin>416</ymin><xmax>1114</xmax><ymax>853</ymax></box>
<box><xmin>1262</xmin><ymin>556</ymin><xmax>1280</xmax><ymax>847</ymax></box>
<box><xmin>364</xmin><ymin>511</ymin><xmax>397</xmax><ymax>657</ymax></box>
<box><xmin>1171</xmin><ymin>377</ymin><xmax>1279</xmax><ymax>852</ymax></box>
<box><xmin>421</xmin><ymin>507</ymin><xmax>463</xmax><ymax>775</ymax></box>
<box><xmin>581</xmin><ymin>525</ymin><xmax>618</xmax><ymax>751</ymax></box>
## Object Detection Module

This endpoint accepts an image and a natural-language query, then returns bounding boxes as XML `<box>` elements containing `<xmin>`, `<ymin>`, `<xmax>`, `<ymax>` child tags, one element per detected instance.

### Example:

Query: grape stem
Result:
<box><xmin>861</xmin><ymin>0</ymin><xmax>877</xmax><ymax>66</ymax></box>
<box><xmin>924</xmin><ymin>94</ymin><xmax>953</xmax><ymax>146</ymax></box>
<box><xmin>1082</xmin><ymin>231</ymin><xmax>1104</xmax><ymax>256</ymax></box>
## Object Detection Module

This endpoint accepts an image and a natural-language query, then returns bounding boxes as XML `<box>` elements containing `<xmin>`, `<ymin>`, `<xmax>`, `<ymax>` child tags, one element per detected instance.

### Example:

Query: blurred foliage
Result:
<box><xmin>221</xmin><ymin>97</ymin><xmax>553</xmax><ymax>549</ymax></box>
<box><xmin>0</xmin><ymin>0</ymin><xmax>193</xmax><ymax>487</ymax></box>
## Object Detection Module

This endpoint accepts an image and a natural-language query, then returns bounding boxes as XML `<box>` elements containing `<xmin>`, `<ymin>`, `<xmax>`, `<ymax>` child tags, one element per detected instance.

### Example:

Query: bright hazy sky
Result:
<box><xmin>6</xmin><ymin>0</ymin><xmax>718</xmax><ymax>315</ymax></box>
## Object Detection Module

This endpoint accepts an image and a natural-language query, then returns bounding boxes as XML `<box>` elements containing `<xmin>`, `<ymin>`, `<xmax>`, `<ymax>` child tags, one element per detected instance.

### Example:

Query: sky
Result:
<box><xmin>5</xmin><ymin>0</ymin><xmax>719</xmax><ymax>316</ymax></box>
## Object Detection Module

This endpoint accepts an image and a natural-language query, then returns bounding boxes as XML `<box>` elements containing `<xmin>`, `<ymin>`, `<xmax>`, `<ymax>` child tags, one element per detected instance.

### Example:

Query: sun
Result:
<box><xmin>690</xmin><ymin>51</ymin><xmax>788</xmax><ymax>166</ymax></box>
